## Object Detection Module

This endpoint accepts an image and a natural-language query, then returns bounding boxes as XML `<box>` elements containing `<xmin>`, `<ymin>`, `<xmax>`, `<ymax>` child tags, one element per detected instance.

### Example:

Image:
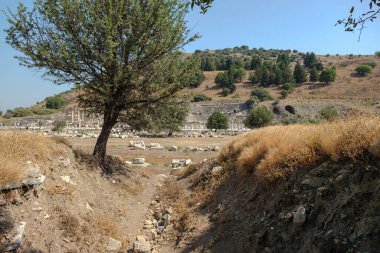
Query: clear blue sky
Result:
<box><xmin>1</xmin><ymin>0</ymin><xmax>379</xmax><ymax>112</ymax></box>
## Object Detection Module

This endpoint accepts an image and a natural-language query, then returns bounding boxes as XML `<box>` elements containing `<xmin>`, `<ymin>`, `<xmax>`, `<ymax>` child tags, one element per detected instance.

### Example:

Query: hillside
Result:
<box><xmin>154</xmin><ymin>116</ymin><xmax>380</xmax><ymax>252</ymax></box>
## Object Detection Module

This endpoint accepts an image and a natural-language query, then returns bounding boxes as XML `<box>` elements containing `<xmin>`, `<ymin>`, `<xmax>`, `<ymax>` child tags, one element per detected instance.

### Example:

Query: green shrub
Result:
<box><xmin>45</xmin><ymin>95</ymin><xmax>68</xmax><ymax>109</ymax></box>
<box><xmin>362</xmin><ymin>62</ymin><xmax>376</xmax><ymax>68</ymax></box>
<box><xmin>222</xmin><ymin>88</ymin><xmax>230</xmax><ymax>97</ymax></box>
<box><xmin>192</xmin><ymin>94</ymin><xmax>212</xmax><ymax>102</ymax></box>
<box><xmin>189</xmin><ymin>71</ymin><xmax>205</xmax><ymax>88</ymax></box>
<box><xmin>355</xmin><ymin>64</ymin><xmax>372</xmax><ymax>76</ymax></box>
<box><xmin>52</xmin><ymin>119</ymin><xmax>67</xmax><ymax>132</ymax></box>
<box><xmin>12</xmin><ymin>107</ymin><xmax>32</xmax><ymax>117</ymax></box>
<box><xmin>319</xmin><ymin>106</ymin><xmax>339</xmax><ymax>121</ymax></box>
<box><xmin>282</xmin><ymin>83</ymin><xmax>296</xmax><ymax>92</ymax></box>
<box><xmin>281</xmin><ymin>89</ymin><xmax>289</xmax><ymax>99</ymax></box>
<box><xmin>245</xmin><ymin>96</ymin><xmax>260</xmax><ymax>108</ymax></box>
<box><xmin>251</xmin><ymin>88</ymin><xmax>273</xmax><ymax>102</ymax></box>
<box><xmin>0</xmin><ymin>111</ymin><xmax>2</xmax><ymax>117</ymax></box>
<box><xmin>31</xmin><ymin>108</ymin><xmax>55</xmax><ymax>115</ymax></box>
<box><xmin>375</xmin><ymin>51</ymin><xmax>380</xmax><ymax>57</ymax></box>
<box><xmin>244</xmin><ymin>106</ymin><xmax>273</xmax><ymax>128</ymax></box>
<box><xmin>206</xmin><ymin>112</ymin><xmax>229</xmax><ymax>131</ymax></box>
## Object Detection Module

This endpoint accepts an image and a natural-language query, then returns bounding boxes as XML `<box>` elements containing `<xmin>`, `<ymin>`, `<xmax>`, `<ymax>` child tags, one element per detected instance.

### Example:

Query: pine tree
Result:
<box><xmin>309</xmin><ymin>68</ymin><xmax>319</xmax><ymax>82</ymax></box>
<box><xmin>293</xmin><ymin>62</ymin><xmax>307</xmax><ymax>84</ymax></box>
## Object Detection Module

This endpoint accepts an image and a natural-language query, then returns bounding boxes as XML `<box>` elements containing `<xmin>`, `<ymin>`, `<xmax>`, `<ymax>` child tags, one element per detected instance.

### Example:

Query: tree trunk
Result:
<box><xmin>93</xmin><ymin>105</ymin><xmax>119</xmax><ymax>171</ymax></box>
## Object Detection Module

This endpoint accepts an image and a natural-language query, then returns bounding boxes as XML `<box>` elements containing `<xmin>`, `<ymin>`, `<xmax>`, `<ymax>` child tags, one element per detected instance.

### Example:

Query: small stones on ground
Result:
<box><xmin>3</xmin><ymin>222</ymin><xmax>26</xmax><ymax>252</ymax></box>
<box><xmin>106</xmin><ymin>237</ymin><xmax>122</xmax><ymax>252</ymax></box>
<box><xmin>293</xmin><ymin>206</ymin><xmax>306</xmax><ymax>225</ymax></box>
<box><xmin>171</xmin><ymin>159</ymin><xmax>192</xmax><ymax>169</ymax></box>
<box><xmin>133</xmin><ymin>158</ymin><xmax>146</xmax><ymax>164</ymax></box>
<box><xmin>133</xmin><ymin>236</ymin><xmax>151</xmax><ymax>253</ymax></box>
<box><xmin>60</xmin><ymin>175</ymin><xmax>77</xmax><ymax>185</ymax></box>
<box><xmin>211</xmin><ymin>166</ymin><xmax>223</xmax><ymax>174</ymax></box>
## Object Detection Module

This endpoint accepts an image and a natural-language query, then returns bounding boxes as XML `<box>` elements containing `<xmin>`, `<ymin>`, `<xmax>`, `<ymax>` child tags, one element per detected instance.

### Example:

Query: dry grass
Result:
<box><xmin>0</xmin><ymin>131</ymin><xmax>64</xmax><ymax>185</ymax></box>
<box><xmin>219</xmin><ymin>116</ymin><xmax>380</xmax><ymax>182</ymax></box>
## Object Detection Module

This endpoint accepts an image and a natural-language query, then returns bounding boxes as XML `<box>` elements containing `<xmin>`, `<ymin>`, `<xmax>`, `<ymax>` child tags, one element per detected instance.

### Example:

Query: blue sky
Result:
<box><xmin>1</xmin><ymin>0</ymin><xmax>379</xmax><ymax>112</ymax></box>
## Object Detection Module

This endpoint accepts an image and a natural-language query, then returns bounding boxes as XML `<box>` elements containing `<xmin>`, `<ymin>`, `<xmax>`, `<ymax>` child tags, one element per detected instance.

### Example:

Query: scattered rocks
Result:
<box><xmin>211</xmin><ymin>166</ymin><xmax>223</xmax><ymax>174</ymax></box>
<box><xmin>106</xmin><ymin>237</ymin><xmax>122</xmax><ymax>252</ymax></box>
<box><xmin>133</xmin><ymin>236</ymin><xmax>151</xmax><ymax>253</ymax></box>
<box><xmin>1</xmin><ymin>222</ymin><xmax>26</xmax><ymax>252</ymax></box>
<box><xmin>150</xmin><ymin>143</ymin><xmax>165</xmax><ymax>150</ymax></box>
<box><xmin>129</xmin><ymin>141</ymin><xmax>146</xmax><ymax>150</ymax></box>
<box><xmin>133</xmin><ymin>158</ymin><xmax>146</xmax><ymax>165</ymax></box>
<box><xmin>4</xmin><ymin>190</ymin><xmax>22</xmax><ymax>204</ymax></box>
<box><xmin>60</xmin><ymin>175</ymin><xmax>77</xmax><ymax>185</ymax></box>
<box><xmin>293</xmin><ymin>206</ymin><xmax>306</xmax><ymax>225</ymax></box>
<box><xmin>0</xmin><ymin>164</ymin><xmax>45</xmax><ymax>191</ymax></box>
<box><xmin>171</xmin><ymin>159</ymin><xmax>192</xmax><ymax>169</ymax></box>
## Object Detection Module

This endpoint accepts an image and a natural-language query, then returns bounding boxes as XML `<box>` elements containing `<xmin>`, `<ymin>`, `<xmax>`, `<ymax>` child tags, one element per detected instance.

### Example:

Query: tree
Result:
<box><xmin>52</xmin><ymin>119</ymin><xmax>67</xmax><ymax>133</ymax></box>
<box><xmin>6</xmin><ymin>0</ymin><xmax>198</xmax><ymax>170</ymax></box>
<box><xmin>190</xmin><ymin>0</ymin><xmax>214</xmax><ymax>13</ymax></box>
<box><xmin>0</xmin><ymin>111</ymin><xmax>2</xmax><ymax>117</ymax></box>
<box><xmin>303</xmin><ymin>52</ymin><xmax>318</xmax><ymax>69</ymax></box>
<box><xmin>376</xmin><ymin>51</ymin><xmax>380</xmax><ymax>57</ymax></box>
<box><xmin>309</xmin><ymin>68</ymin><xmax>319</xmax><ymax>82</ymax></box>
<box><xmin>206</xmin><ymin>112</ymin><xmax>229</xmax><ymax>131</ymax></box>
<box><xmin>250</xmin><ymin>55</ymin><xmax>262</xmax><ymax>70</ymax></box>
<box><xmin>188</xmin><ymin>70</ymin><xmax>206</xmax><ymax>88</ymax></box>
<box><xmin>46</xmin><ymin>95</ymin><xmax>68</xmax><ymax>109</ymax></box>
<box><xmin>293</xmin><ymin>62</ymin><xmax>307</xmax><ymax>84</ymax></box>
<box><xmin>244</xmin><ymin>106</ymin><xmax>273</xmax><ymax>129</ymax></box>
<box><xmin>337</xmin><ymin>0</ymin><xmax>380</xmax><ymax>40</ymax></box>
<box><xmin>355</xmin><ymin>64</ymin><xmax>372</xmax><ymax>76</ymax></box>
<box><xmin>319</xmin><ymin>68</ymin><xmax>336</xmax><ymax>85</ymax></box>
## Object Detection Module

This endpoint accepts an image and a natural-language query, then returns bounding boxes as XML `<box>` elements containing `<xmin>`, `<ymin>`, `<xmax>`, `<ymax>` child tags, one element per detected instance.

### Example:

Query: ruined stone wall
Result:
<box><xmin>183</xmin><ymin>102</ymin><xmax>249</xmax><ymax>131</ymax></box>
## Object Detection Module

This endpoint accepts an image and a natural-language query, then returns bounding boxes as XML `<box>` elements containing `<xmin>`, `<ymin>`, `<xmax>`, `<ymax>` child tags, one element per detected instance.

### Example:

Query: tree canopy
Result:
<box><xmin>206</xmin><ymin>112</ymin><xmax>229</xmax><ymax>131</ymax></box>
<box><xmin>6</xmin><ymin>0</ymin><xmax>198</xmax><ymax>170</ymax></box>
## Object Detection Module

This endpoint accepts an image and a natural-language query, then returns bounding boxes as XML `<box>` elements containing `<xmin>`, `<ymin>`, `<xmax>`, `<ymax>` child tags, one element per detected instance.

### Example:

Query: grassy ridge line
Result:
<box><xmin>219</xmin><ymin>116</ymin><xmax>380</xmax><ymax>182</ymax></box>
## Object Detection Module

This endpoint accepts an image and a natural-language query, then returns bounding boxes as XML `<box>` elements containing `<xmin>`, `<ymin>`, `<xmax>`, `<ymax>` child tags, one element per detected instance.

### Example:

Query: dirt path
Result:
<box><xmin>122</xmin><ymin>166</ymin><xmax>170</xmax><ymax>250</ymax></box>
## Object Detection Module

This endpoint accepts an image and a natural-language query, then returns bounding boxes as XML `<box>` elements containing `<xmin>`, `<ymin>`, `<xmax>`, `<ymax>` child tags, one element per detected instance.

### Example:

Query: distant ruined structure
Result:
<box><xmin>1</xmin><ymin>102</ymin><xmax>250</xmax><ymax>132</ymax></box>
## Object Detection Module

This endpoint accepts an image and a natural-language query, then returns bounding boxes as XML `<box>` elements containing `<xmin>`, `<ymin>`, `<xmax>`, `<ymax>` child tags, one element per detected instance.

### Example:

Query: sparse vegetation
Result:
<box><xmin>12</xmin><ymin>107</ymin><xmax>32</xmax><ymax>117</ymax></box>
<box><xmin>52</xmin><ymin>119</ymin><xmax>67</xmax><ymax>133</ymax></box>
<box><xmin>251</xmin><ymin>88</ymin><xmax>273</xmax><ymax>102</ymax></box>
<box><xmin>221</xmin><ymin>87</ymin><xmax>231</xmax><ymax>97</ymax></box>
<box><xmin>206</xmin><ymin>112</ymin><xmax>229</xmax><ymax>131</ymax></box>
<box><xmin>244</xmin><ymin>106</ymin><xmax>273</xmax><ymax>129</ymax></box>
<box><xmin>0</xmin><ymin>131</ymin><xmax>63</xmax><ymax>185</ymax></box>
<box><xmin>192</xmin><ymin>93</ymin><xmax>212</xmax><ymax>102</ymax></box>
<box><xmin>220</xmin><ymin>116</ymin><xmax>380</xmax><ymax>182</ymax></box>
<box><xmin>319</xmin><ymin>106</ymin><xmax>340</xmax><ymax>121</ymax></box>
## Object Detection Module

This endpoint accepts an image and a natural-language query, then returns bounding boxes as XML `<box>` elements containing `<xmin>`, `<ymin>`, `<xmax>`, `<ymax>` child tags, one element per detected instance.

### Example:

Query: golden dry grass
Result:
<box><xmin>219</xmin><ymin>116</ymin><xmax>380</xmax><ymax>182</ymax></box>
<box><xmin>0</xmin><ymin>131</ymin><xmax>64</xmax><ymax>185</ymax></box>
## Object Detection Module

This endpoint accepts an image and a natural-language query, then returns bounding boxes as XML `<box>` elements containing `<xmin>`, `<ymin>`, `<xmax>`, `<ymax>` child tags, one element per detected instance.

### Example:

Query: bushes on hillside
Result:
<box><xmin>319</xmin><ymin>106</ymin><xmax>339</xmax><ymax>121</ymax></box>
<box><xmin>375</xmin><ymin>51</ymin><xmax>380</xmax><ymax>57</ymax></box>
<box><xmin>221</xmin><ymin>88</ymin><xmax>231</xmax><ymax>97</ymax></box>
<box><xmin>251</xmin><ymin>88</ymin><xmax>273</xmax><ymax>102</ymax></box>
<box><xmin>355</xmin><ymin>64</ymin><xmax>372</xmax><ymax>76</ymax></box>
<box><xmin>206</xmin><ymin>112</ymin><xmax>229</xmax><ymax>131</ymax></box>
<box><xmin>12</xmin><ymin>107</ymin><xmax>32</xmax><ymax>117</ymax></box>
<box><xmin>192</xmin><ymin>94</ymin><xmax>212</xmax><ymax>102</ymax></box>
<box><xmin>319</xmin><ymin>67</ymin><xmax>336</xmax><ymax>85</ymax></box>
<box><xmin>244</xmin><ymin>106</ymin><xmax>273</xmax><ymax>128</ymax></box>
<box><xmin>188</xmin><ymin>71</ymin><xmax>206</xmax><ymax>88</ymax></box>
<box><xmin>45</xmin><ymin>95</ymin><xmax>68</xmax><ymax>109</ymax></box>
